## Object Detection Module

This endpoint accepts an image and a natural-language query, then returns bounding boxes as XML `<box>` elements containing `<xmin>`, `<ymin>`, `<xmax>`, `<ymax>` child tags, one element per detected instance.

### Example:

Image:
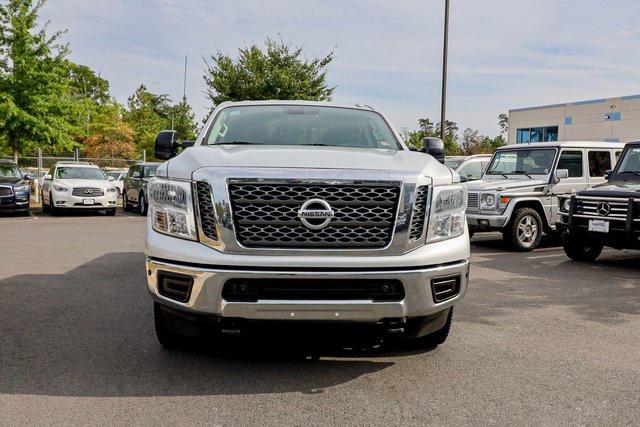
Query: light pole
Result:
<box><xmin>439</xmin><ymin>0</ymin><xmax>450</xmax><ymax>142</ymax></box>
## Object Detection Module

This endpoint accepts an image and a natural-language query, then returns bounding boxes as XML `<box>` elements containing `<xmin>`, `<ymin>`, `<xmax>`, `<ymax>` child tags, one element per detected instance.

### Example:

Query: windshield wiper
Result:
<box><xmin>300</xmin><ymin>143</ymin><xmax>330</xmax><ymax>146</ymax></box>
<box><xmin>215</xmin><ymin>141</ymin><xmax>259</xmax><ymax>145</ymax></box>
<box><xmin>618</xmin><ymin>170</ymin><xmax>640</xmax><ymax>178</ymax></box>
<box><xmin>514</xmin><ymin>170</ymin><xmax>533</xmax><ymax>179</ymax></box>
<box><xmin>487</xmin><ymin>172</ymin><xmax>508</xmax><ymax>179</ymax></box>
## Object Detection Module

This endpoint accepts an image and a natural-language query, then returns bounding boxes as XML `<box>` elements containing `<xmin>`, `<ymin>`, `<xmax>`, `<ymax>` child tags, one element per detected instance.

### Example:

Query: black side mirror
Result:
<box><xmin>154</xmin><ymin>130</ymin><xmax>178</xmax><ymax>160</ymax></box>
<box><xmin>422</xmin><ymin>137</ymin><xmax>445</xmax><ymax>163</ymax></box>
<box><xmin>23</xmin><ymin>174</ymin><xmax>32</xmax><ymax>181</ymax></box>
<box><xmin>604</xmin><ymin>169</ymin><xmax>611</xmax><ymax>180</ymax></box>
<box><xmin>459</xmin><ymin>175</ymin><xmax>469</xmax><ymax>182</ymax></box>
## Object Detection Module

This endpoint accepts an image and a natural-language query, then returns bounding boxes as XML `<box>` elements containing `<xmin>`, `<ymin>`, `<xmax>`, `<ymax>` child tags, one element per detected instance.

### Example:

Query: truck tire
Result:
<box><xmin>561</xmin><ymin>232</ymin><xmax>603</xmax><ymax>262</ymax></box>
<box><xmin>504</xmin><ymin>207</ymin><xmax>543</xmax><ymax>251</ymax></box>
<box><xmin>154</xmin><ymin>303</ymin><xmax>187</xmax><ymax>349</ymax></box>
<box><xmin>407</xmin><ymin>308</ymin><xmax>453</xmax><ymax>349</ymax></box>
<box><xmin>139</xmin><ymin>193</ymin><xmax>148</xmax><ymax>216</ymax></box>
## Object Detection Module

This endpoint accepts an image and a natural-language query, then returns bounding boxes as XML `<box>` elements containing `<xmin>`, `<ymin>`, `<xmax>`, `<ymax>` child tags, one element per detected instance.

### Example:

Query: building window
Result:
<box><xmin>516</xmin><ymin>126</ymin><xmax>558</xmax><ymax>143</ymax></box>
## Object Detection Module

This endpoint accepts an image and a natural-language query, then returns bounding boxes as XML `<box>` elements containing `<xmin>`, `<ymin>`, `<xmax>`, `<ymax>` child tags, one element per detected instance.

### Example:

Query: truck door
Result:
<box><xmin>551</xmin><ymin>149</ymin><xmax>587</xmax><ymax>224</ymax></box>
<box><xmin>587</xmin><ymin>150</ymin><xmax>612</xmax><ymax>186</ymax></box>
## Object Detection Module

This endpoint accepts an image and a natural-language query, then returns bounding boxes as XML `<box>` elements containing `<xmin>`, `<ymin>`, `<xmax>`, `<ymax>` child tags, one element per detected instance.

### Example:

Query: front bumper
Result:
<box><xmin>0</xmin><ymin>194</ymin><xmax>29</xmax><ymax>211</ymax></box>
<box><xmin>146</xmin><ymin>257</ymin><xmax>470</xmax><ymax>323</ymax></box>
<box><xmin>466</xmin><ymin>212</ymin><xmax>509</xmax><ymax>229</ymax></box>
<box><xmin>53</xmin><ymin>192</ymin><xmax>117</xmax><ymax>209</ymax></box>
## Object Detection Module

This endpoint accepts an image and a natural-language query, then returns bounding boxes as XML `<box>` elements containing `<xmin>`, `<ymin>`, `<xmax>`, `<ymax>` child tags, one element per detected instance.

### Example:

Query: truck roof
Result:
<box><xmin>497</xmin><ymin>141</ymin><xmax>626</xmax><ymax>150</ymax></box>
<box><xmin>217</xmin><ymin>100</ymin><xmax>376</xmax><ymax>111</ymax></box>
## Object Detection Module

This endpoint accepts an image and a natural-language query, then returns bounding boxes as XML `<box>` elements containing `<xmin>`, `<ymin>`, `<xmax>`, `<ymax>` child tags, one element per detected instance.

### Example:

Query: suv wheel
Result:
<box><xmin>139</xmin><ymin>193</ymin><xmax>148</xmax><ymax>216</ymax></box>
<box><xmin>154</xmin><ymin>303</ymin><xmax>188</xmax><ymax>349</ymax></box>
<box><xmin>505</xmin><ymin>207</ymin><xmax>543</xmax><ymax>251</ymax></box>
<box><xmin>49</xmin><ymin>193</ymin><xmax>58</xmax><ymax>216</ymax></box>
<box><xmin>106</xmin><ymin>208</ymin><xmax>116</xmax><ymax>216</ymax></box>
<box><xmin>561</xmin><ymin>232</ymin><xmax>603</xmax><ymax>262</ymax></box>
<box><xmin>122</xmin><ymin>192</ymin><xmax>130</xmax><ymax>211</ymax></box>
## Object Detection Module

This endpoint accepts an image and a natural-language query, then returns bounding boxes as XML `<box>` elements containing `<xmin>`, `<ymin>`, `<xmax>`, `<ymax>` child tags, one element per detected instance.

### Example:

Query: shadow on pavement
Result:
<box><xmin>0</xmin><ymin>252</ymin><xmax>397</xmax><ymax>397</ymax></box>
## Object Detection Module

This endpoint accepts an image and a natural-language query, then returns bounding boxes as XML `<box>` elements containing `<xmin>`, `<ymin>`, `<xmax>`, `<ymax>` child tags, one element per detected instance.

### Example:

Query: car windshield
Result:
<box><xmin>616</xmin><ymin>147</ymin><xmax>640</xmax><ymax>175</ymax></box>
<box><xmin>55</xmin><ymin>167</ymin><xmax>106</xmax><ymax>180</ymax></box>
<box><xmin>486</xmin><ymin>149</ymin><xmax>557</xmax><ymax>176</ymax></box>
<box><xmin>106</xmin><ymin>172</ymin><xmax>122</xmax><ymax>179</ymax></box>
<box><xmin>205</xmin><ymin>105</ymin><xmax>401</xmax><ymax>150</ymax></box>
<box><xmin>144</xmin><ymin>166</ymin><xmax>158</xmax><ymax>177</ymax></box>
<box><xmin>0</xmin><ymin>164</ymin><xmax>21</xmax><ymax>178</ymax></box>
<box><xmin>444</xmin><ymin>159</ymin><xmax>464</xmax><ymax>169</ymax></box>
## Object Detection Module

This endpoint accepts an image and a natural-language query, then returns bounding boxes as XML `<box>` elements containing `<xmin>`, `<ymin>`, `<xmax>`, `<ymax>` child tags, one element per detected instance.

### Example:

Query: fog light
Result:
<box><xmin>479</xmin><ymin>219</ymin><xmax>489</xmax><ymax>226</ymax></box>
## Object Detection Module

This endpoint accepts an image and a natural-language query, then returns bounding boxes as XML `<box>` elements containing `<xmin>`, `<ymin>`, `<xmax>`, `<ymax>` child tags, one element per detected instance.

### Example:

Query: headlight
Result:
<box><xmin>53</xmin><ymin>184</ymin><xmax>69</xmax><ymax>192</ymax></box>
<box><xmin>13</xmin><ymin>184</ymin><xmax>29</xmax><ymax>193</ymax></box>
<box><xmin>427</xmin><ymin>185</ymin><xmax>466</xmax><ymax>243</ymax></box>
<box><xmin>149</xmin><ymin>178</ymin><xmax>197</xmax><ymax>241</ymax></box>
<box><xmin>481</xmin><ymin>193</ymin><xmax>495</xmax><ymax>207</ymax></box>
<box><xmin>559</xmin><ymin>197</ymin><xmax>571</xmax><ymax>213</ymax></box>
<box><xmin>107</xmin><ymin>186</ymin><xmax>117</xmax><ymax>193</ymax></box>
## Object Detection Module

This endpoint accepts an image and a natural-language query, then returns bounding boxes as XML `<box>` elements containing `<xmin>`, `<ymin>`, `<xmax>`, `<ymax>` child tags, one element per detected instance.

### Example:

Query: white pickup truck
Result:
<box><xmin>145</xmin><ymin>101</ymin><xmax>470</xmax><ymax>349</ymax></box>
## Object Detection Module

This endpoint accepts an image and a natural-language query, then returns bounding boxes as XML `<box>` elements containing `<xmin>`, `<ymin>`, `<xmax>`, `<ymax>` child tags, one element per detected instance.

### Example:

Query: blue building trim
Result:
<box><xmin>509</xmin><ymin>103</ymin><xmax>565</xmax><ymax>113</ymax></box>
<box><xmin>572</xmin><ymin>98</ymin><xmax>606</xmax><ymax>106</ymax></box>
<box><xmin>604</xmin><ymin>138</ymin><xmax>620</xmax><ymax>142</ymax></box>
<box><xmin>605</xmin><ymin>112</ymin><xmax>621</xmax><ymax>121</ymax></box>
<box><xmin>564</xmin><ymin>116</ymin><xmax>572</xmax><ymax>125</ymax></box>
<box><xmin>620</xmin><ymin>94</ymin><xmax>640</xmax><ymax>100</ymax></box>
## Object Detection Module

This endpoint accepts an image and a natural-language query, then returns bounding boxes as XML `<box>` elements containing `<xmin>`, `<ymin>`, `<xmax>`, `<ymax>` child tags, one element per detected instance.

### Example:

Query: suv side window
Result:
<box><xmin>588</xmin><ymin>151</ymin><xmax>611</xmax><ymax>177</ymax></box>
<box><xmin>458</xmin><ymin>160</ymin><xmax>483</xmax><ymax>180</ymax></box>
<box><xmin>557</xmin><ymin>150</ymin><xmax>583</xmax><ymax>177</ymax></box>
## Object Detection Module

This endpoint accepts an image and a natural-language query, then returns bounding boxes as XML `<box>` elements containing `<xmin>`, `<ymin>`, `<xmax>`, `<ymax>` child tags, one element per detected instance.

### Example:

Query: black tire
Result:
<box><xmin>154</xmin><ymin>303</ymin><xmax>187</xmax><ymax>349</ymax></box>
<box><xmin>139</xmin><ymin>193</ymin><xmax>148</xmax><ymax>216</ymax></box>
<box><xmin>504</xmin><ymin>207</ymin><xmax>543</xmax><ymax>251</ymax></box>
<box><xmin>122</xmin><ymin>192</ymin><xmax>130</xmax><ymax>211</ymax></box>
<box><xmin>42</xmin><ymin>194</ymin><xmax>50</xmax><ymax>214</ymax></box>
<box><xmin>49</xmin><ymin>193</ymin><xmax>58</xmax><ymax>216</ymax></box>
<box><xmin>407</xmin><ymin>308</ymin><xmax>453</xmax><ymax>349</ymax></box>
<box><xmin>561</xmin><ymin>232</ymin><xmax>603</xmax><ymax>262</ymax></box>
<box><xmin>106</xmin><ymin>208</ymin><xmax>116</xmax><ymax>216</ymax></box>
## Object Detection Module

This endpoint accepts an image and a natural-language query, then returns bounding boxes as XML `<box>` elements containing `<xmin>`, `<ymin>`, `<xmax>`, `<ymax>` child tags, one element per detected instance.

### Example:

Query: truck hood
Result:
<box><xmin>164</xmin><ymin>145</ymin><xmax>455</xmax><ymax>185</ymax></box>
<box><xmin>465</xmin><ymin>175</ymin><xmax>548</xmax><ymax>192</ymax></box>
<box><xmin>579</xmin><ymin>180</ymin><xmax>640</xmax><ymax>199</ymax></box>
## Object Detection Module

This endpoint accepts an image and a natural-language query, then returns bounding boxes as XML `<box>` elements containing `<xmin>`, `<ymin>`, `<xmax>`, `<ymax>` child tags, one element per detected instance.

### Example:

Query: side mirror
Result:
<box><xmin>23</xmin><ymin>174</ymin><xmax>32</xmax><ymax>181</ymax></box>
<box><xmin>108</xmin><ymin>176</ymin><xmax>115</xmax><ymax>181</ymax></box>
<box><xmin>604</xmin><ymin>169</ymin><xmax>611</xmax><ymax>180</ymax></box>
<box><xmin>44</xmin><ymin>174</ymin><xmax>52</xmax><ymax>180</ymax></box>
<box><xmin>154</xmin><ymin>130</ymin><xmax>178</xmax><ymax>160</ymax></box>
<box><xmin>459</xmin><ymin>175</ymin><xmax>469</xmax><ymax>183</ymax></box>
<box><xmin>555</xmin><ymin>169</ymin><xmax>569</xmax><ymax>182</ymax></box>
<box><xmin>422</xmin><ymin>137</ymin><xmax>445</xmax><ymax>163</ymax></box>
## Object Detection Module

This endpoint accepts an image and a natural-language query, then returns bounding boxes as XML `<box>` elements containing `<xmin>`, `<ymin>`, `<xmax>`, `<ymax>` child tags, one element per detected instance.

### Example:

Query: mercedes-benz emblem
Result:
<box><xmin>596</xmin><ymin>201</ymin><xmax>611</xmax><ymax>216</ymax></box>
<box><xmin>297</xmin><ymin>198</ymin><xmax>334</xmax><ymax>230</ymax></box>
<box><xmin>84</xmin><ymin>189</ymin><xmax>93</xmax><ymax>195</ymax></box>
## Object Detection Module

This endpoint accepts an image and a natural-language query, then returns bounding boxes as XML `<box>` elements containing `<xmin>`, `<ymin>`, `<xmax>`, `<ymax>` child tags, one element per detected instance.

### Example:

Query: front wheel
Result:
<box><xmin>122</xmin><ymin>192</ymin><xmax>130</xmax><ymax>211</ymax></box>
<box><xmin>504</xmin><ymin>207</ymin><xmax>543</xmax><ymax>251</ymax></box>
<box><xmin>561</xmin><ymin>232</ymin><xmax>603</xmax><ymax>262</ymax></box>
<box><xmin>139</xmin><ymin>193</ymin><xmax>148</xmax><ymax>216</ymax></box>
<box><xmin>106</xmin><ymin>208</ymin><xmax>116</xmax><ymax>216</ymax></box>
<box><xmin>49</xmin><ymin>193</ymin><xmax>58</xmax><ymax>216</ymax></box>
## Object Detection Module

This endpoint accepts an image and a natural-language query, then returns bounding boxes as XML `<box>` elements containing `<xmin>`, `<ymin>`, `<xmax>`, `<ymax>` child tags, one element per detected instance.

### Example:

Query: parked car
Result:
<box><xmin>0</xmin><ymin>159</ymin><xmax>31</xmax><ymax>215</ymax></box>
<box><xmin>465</xmin><ymin>141</ymin><xmax>625</xmax><ymax>250</ymax></box>
<box><xmin>145</xmin><ymin>101</ymin><xmax>470</xmax><ymax>350</ymax></box>
<box><xmin>105</xmin><ymin>169</ymin><xmax>127</xmax><ymax>196</ymax></box>
<box><xmin>445</xmin><ymin>154</ymin><xmax>492</xmax><ymax>182</ymax></box>
<box><xmin>557</xmin><ymin>140</ymin><xmax>640</xmax><ymax>261</ymax></box>
<box><xmin>41</xmin><ymin>161</ymin><xmax>118</xmax><ymax>215</ymax></box>
<box><xmin>122</xmin><ymin>162</ymin><xmax>160</xmax><ymax>215</ymax></box>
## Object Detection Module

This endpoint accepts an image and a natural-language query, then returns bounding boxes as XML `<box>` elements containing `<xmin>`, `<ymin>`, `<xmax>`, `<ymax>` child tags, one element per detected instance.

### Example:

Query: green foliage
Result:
<box><xmin>204</xmin><ymin>37</ymin><xmax>335</xmax><ymax>110</ymax></box>
<box><xmin>0</xmin><ymin>0</ymin><xmax>78</xmax><ymax>159</ymax></box>
<box><xmin>170</xmin><ymin>96</ymin><xmax>197</xmax><ymax>141</ymax></box>
<box><xmin>498</xmin><ymin>113</ymin><xmax>508</xmax><ymax>136</ymax></box>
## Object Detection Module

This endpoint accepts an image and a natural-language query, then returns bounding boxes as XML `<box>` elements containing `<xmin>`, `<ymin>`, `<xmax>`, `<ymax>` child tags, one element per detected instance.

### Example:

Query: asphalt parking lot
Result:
<box><xmin>1</xmin><ymin>211</ymin><xmax>639</xmax><ymax>424</ymax></box>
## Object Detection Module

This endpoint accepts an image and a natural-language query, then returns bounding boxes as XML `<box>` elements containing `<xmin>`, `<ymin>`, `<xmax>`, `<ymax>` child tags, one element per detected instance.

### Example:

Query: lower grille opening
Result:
<box><xmin>431</xmin><ymin>275</ymin><xmax>461</xmax><ymax>303</ymax></box>
<box><xmin>158</xmin><ymin>271</ymin><xmax>194</xmax><ymax>303</ymax></box>
<box><xmin>222</xmin><ymin>279</ymin><xmax>405</xmax><ymax>302</ymax></box>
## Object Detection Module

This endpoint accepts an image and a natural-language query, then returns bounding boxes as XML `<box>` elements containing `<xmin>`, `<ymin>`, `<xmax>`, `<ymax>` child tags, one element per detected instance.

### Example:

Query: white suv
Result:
<box><xmin>42</xmin><ymin>162</ymin><xmax>118</xmax><ymax>215</ymax></box>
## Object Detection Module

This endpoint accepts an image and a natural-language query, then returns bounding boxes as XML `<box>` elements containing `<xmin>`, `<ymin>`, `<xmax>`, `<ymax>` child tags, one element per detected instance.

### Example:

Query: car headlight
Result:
<box><xmin>559</xmin><ymin>197</ymin><xmax>571</xmax><ymax>213</ymax></box>
<box><xmin>427</xmin><ymin>184</ymin><xmax>466</xmax><ymax>243</ymax></box>
<box><xmin>481</xmin><ymin>193</ymin><xmax>495</xmax><ymax>208</ymax></box>
<box><xmin>53</xmin><ymin>184</ymin><xmax>69</xmax><ymax>192</ymax></box>
<box><xmin>149</xmin><ymin>178</ymin><xmax>197</xmax><ymax>241</ymax></box>
<box><xmin>107</xmin><ymin>186</ymin><xmax>117</xmax><ymax>193</ymax></box>
<box><xmin>13</xmin><ymin>184</ymin><xmax>29</xmax><ymax>193</ymax></box>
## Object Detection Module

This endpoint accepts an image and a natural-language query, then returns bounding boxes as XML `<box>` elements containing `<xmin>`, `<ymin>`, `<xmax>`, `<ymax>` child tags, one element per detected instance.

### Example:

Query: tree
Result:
<box><xmin>0</xmin><ymin>0</ymin><xmax>77</xmax><ymax>160</ymax></box>
<box><xmin>204</xmin><ymin>37</ymin><xmax>335</xmax><ymax>109</ymax></box>
<box><xmin>169</xmin><ymin>96</ymin><xmax>197</xmax><ymax>141</ymax></box>
<box><xmin>124</xmin><ymin>84</ymin><xmax>172</xmax><ymax>155</ymax></box>
<box><xmin>461</xmin><ymin>128</ymin><xmax>483</xmax><ymax>154</ymax></box>
<box><xmin>82</xmin><ymin>101</ymin><xmax>136</xmax><ymax>159</ymax></box>
<box><xmin>498</xmin><ymin>113</ymin><xmax>508</xmax><ymax>137</ymax></box>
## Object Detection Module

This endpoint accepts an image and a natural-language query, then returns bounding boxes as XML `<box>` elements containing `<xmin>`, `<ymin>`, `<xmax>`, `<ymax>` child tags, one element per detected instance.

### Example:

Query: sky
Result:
<box><xmin>39</xmin><ymin>0</ymin><xmax>640</xmax><ymax>137</ymax></box>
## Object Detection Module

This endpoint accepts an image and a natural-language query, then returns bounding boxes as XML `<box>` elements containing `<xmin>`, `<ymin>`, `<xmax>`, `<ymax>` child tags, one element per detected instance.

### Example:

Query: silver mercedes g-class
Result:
<box><xmin>145</xmin><ymin>101</ymin><xmax>470</xmax><ymax>349</ymax></box>
<box><xmin>465</xmin><ymin>141</ymin><xmax>624</xmax><ymax>251</ymax></box>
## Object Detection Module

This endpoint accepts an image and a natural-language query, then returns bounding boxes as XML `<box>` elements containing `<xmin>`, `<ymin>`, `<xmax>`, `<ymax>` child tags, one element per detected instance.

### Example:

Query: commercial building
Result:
<box><xmin>508</xmin><ymin>94</ymin><xmax>640</xmax><ymax>144</ymax></box>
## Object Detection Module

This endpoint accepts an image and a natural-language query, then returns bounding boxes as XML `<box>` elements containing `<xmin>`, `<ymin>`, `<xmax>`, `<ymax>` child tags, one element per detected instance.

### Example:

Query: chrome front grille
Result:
<box><xmin>227</xmin><ymin>182</ymin><xmax>401</xmax><ymax>248</ymax></box>
<box><xmin>409</xmin><ymin>186</ymin><xmax>429</xmax><ymax>242</ymax></box>
<box><xmin>71</xmin><ymin>187</ymin><xmax>103</xmax><ymax>197</ymax></box>
<box><xmin>467</xmin><ymin>192</ymin><xmax>479</xmax><ymax>211</ymax></box>
<box><xmin>574</xmin><ymin>197</ymin><xmax>630</xmax><ymax>221</ymax></box>
<box><xmin>195</xmin><ymin>181</ymin><xmax>218</xmax><ymax>241</ymax></box>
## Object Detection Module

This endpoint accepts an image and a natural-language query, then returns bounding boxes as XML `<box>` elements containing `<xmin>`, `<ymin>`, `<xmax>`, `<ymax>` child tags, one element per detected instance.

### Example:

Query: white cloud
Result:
<box><xmin>39</xmin><ymin>0</ymin><xmax>640</xmax><ymax>136</ymax></box>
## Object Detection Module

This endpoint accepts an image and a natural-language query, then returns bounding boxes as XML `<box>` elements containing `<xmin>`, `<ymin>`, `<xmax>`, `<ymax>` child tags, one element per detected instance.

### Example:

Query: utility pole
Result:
<box><xmin>439</xmin><ymin>0</ymin><xmax>450</xmax><ymax>142</ymax></box>
<box><xmin>183</xmin><ymin>54</ymin><xmax>188</xmax><ymax>100</ymax></box>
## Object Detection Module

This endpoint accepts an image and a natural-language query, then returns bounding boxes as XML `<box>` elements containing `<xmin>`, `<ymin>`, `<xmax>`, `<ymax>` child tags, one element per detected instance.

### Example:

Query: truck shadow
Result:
<box><xmin>0</xmin><ymin>252</ymin><xmax>396</xmax><ymax>398</ymax></box>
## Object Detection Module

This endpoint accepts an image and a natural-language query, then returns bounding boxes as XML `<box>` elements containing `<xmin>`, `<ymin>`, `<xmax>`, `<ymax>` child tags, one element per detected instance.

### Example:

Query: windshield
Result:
<box><xmin>616</xmin><ymin>147</ymin><xmax>640</xmax><ymax>175</ymax></box>
<box><xmin>144</xmin><ymin>166</ymin><xmax>158</xmax><ymax>177</ymax></box>
<box><xmin>486</xmin><ymin>149</ymin><xmax>556</xmax><ymax>176</ymax></box>
<box><xmin>106</xmin><ymin>172</ymin><xmax>122</xmax><ymax>180</ymax></box>
<box><xmin>205</xmin><ymin>105</ymin><xmax>401</xmax><ymax>150</ymax></box>
<box><xmin>55</xmin><ymin>167</ymin><xmax>106</xmax><ymax>180</ymax></box>
<box><xmin>0</xmin><ymin>164</ymin><xmax>21</xmax><ymax>178</ymax></box>
<box><xmin>444</xmin><ymin>159</ymin><xmax>464</xmax><ymax>169</ymax></box>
